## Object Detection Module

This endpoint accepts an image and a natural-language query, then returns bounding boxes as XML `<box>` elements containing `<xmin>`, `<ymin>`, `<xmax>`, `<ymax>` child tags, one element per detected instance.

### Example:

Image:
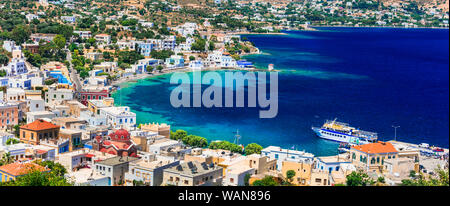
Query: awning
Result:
<box><xmin>85</xmin><ymin>154</ymin><xmax>95</xmax><ymax>158</ymax></box>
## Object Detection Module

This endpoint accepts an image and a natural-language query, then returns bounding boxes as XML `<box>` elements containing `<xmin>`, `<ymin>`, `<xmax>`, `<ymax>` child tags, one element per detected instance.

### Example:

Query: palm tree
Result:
<box><xmin>1</xmin><ymin>152</ymin><xmax>14</xmax><ymax>165</ymax></box>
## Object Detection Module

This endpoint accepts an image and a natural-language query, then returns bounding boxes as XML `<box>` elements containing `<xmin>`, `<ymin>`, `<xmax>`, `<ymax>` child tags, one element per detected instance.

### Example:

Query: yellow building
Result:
<box><xmin>141</xmin><ymin>122</ymin><xmax>171</xmax><ymax>138</ymax></box>
<box><xmin>350</xmin><ymin>141</ymin><xmax>399</xmax><ymax>173</ymax></box>
<box><xmin>0</xmin><ymin>162</ymin><xmax>50</xmax><ymax>182</ymax></box>
<box><xmin>309</xmin><ymin>170</ymin><xmax>331</xmax><ymax>186</ymax></box>
<box><xmin>19</xmin><ymin>119</ymin><xmax>60</xmax><ymax>145</ymax></box>
<box><xmin>281</xmin><ymin>160</ymin><xmax>313</xmax><ymax>186</ymax></box>
<box><xmin>87</xmin><ymin>98</ymin><xmax>114</xmax><ymax>115</ymax></box>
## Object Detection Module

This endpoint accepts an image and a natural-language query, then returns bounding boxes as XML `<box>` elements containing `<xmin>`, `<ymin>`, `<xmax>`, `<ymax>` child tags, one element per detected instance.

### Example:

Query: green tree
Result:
<box><xmin>401</xmin><ymin>167</ymin><xmax>449</xmax><ymax>186</ymax></box>
<box><xmin>182</xmin><ymin>135</ymin><xmax>208</xmax><ymax>148</ymax></box>
<box><xmin>0</xmin><ymin>54</ymin><xmax>8</xmax><ymax>65</ymax></box>
<box><xmin>53</xmin><ymin>35</ymin><xmax>66</xmax><ymax>50</ymax></box>
<box><xmin>209</xmin><ymin>141</ymin><xmax>243</xmax><ymax>153</ymax></box>
<box><xmin>11</xmin><ymin>25</ymin><xmax>31</xmax><ymax>44</ymax></box>
<box><xmin>5</xmin><ymin>138</ymin><xmax>20</xmax><ymax>145</ymax></box>
<box><xmin>286</xmin><ymin>170</ymin><xmax>296</xmax><ymax>182</ymax></box>
<box><xmin>79</xmin><ymin>70</ymin><xmax>89</xmax><ymax>79</ymax></box>
<box><xmin>252</xmin><ymin>176</ymin><xmax>279</xmax><ymax>186</ymax></box>
<box><xmin>13</xmin><ymin>124</ymin><xmax>20</xmax><ymax>137</ymax></box>
<box><xmin>245</xmin><ymin>143</ymin><xmax>263</xmax><ymax>155</ymax></box>
<box><xmin>35</xmin><ymin>160</ymin><xmax>67</xmax><ymax>177</ymax></box>
<box><xmin>376</xmin><ymin>176</ymin><xmax>385</xmax><ymax>184</ymax></box>
<box><xmin>171</xmin><ymin>130</ymin><xmax>187</xmax><ymax>141</ymax></box>
<box><xmin>0</xmin><ymin>170</ymin><xmax>73</xmax><ymax>186</ymax></box>
<box><xmin>346</xmin><ymin>171</ymin><xmax>373</xmax><ymax>186</ymax></box>
<box><xmin>191</xmin><ymin>38</ymin><xmax>206</xmax><ymax>51</ymax></box>
<box><xmin>409</xmin><ymin>170</ymin><xmax>417</xmax><ymax>179</ymax></box>
<box><xmin>0</xmin><ymin>152</ymin><xmax>14</xmax><ymax>166</ymax></box>
<box><xmin>208</xmin><ymin>41</ymin><xmax>215</xmax><ymax>50</ymax></box>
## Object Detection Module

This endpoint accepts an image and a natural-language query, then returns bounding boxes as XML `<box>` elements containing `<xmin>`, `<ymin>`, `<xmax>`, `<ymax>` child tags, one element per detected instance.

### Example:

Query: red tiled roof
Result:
<box><xmin>0</xmin><ymin>162</ymin><xmax>50</xmax><ymax>176</ymax></box>
<box><xmin>351</xmin><ymin>142</ymin><xmax>398</xmax><ymax>154</ymax></box>
<box><xmin>36</xmin><ymin>149</ymin><xmax>48</xmax><ymax>155</ymax></box>
<box><xmin>20</xmin><ymin>119</ymin><xmax>60</xmax><ymax>131</ymax></box>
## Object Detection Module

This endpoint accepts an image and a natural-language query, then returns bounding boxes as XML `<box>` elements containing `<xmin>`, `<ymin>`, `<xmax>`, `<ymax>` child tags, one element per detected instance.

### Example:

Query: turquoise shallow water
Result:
<box><xmin>113</xmin><ymin>28</ymin><xmax>449</xmax><ymax>156</ymax></box>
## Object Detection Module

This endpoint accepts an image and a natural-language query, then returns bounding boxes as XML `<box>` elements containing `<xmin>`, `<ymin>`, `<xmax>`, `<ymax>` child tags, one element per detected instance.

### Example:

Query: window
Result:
<box><xmin>352</xmin><ymin>153</ymin><xmax>356</xmax><ymax>159</ymax></box>
<box><xmin>230</xmin><ymin>178</ymin><xmax>234</xmax><ymax>183</ymax></box>
<box><xmin>371</xmin><ymin>157</ymin><xmax>376</xmax><ymax>164</ymax></box>
<box><xmin>377</xmin><ymin>157</ymin><xmax>380</xmax><ymax>163</ymax></box>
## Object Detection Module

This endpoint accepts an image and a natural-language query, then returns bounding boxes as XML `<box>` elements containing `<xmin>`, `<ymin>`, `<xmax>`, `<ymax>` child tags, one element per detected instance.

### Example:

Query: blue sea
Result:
<box><xmin>113</xmin><ymin>27</ymin><xmax>449</xmax><ymax>156</ymax></box>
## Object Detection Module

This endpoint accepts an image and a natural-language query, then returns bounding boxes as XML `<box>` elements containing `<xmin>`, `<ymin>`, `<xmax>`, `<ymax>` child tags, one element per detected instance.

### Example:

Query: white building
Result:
<box><xmin>45</xmin><ymin>88</ymin><xmax>74</xmax><ymax>106</ymax></box>
<box><xmin>61</xmin><ymin>15</ymin><xmax>76</xmax><ymax>23</ymax></box>
<box><xmin>26</xmin><ymin>14</ymin><xmax>39</xmax><ymax>22</ymax></box>
<box><xmin>26</xmin><ymin>111</ymin><xmax>56</xmax><ymax>124</ymax></box>
<box><xmin>74</xmin><ymin>31</ymin><xmax>92</xmax><ymax>39</ymax></box>
<box><xmin>2</xmin><ymin>41</ymin><xmax>17</xmax><ymax>52</ymax></box>
<box><xmin>94</xmin><ymin>61</ymin><xmax>118</xmax><ymax>74</ymax></box>
<box><xmin>8</xmin><ymin>77</ymin><xmax>31</xmax><ymax>90</ymax></box>
<box><xmin>79</xmin><ymin>110</ymin><xmax>107</xmax><ymax>126</ymax></box>
<box><xmin>164</xmin><ymin>55</ymin><xmax>184</xmax><ymax>69</ymax></box>
<box><xmin>124</xmin><ymin>154</ymin><xmax>180</xmax><ymax>186</ymax></box>
<box><xmin>6</xmin><ymin>88</ymin><xmax>26</xmax><ymax>102</ymax></box>
<box><xmin>1</xmin><ymin>49</ymin><xmax>28</xmax><ymax>77</ymax></box>
<box><xmin>94</xmin><ymin>34</ymin><xmax>111</xmax><ymax>45</ymax></box>
<box><xmin>175</xmin><ymin>22</ymin><xmax>198</xmax><ymax>37</ymax></box>
<box><xmin>117</xmin><ymin>40</ymin><xmax>137</xmax><ymax>50</ymax></box>
<box><xmin>188</xmin><ymin>60</ymin><xmax>203</xmax><ymax>70</ymax></box>
<box><xmin>99</xmin><ymin>106</ymin><xmax>136</xmax><ymax>130</ymax></box>
<box><xmin>261</xmin><ymin>146</ymin><xmax>315</xmax><ymax>170</ymax></box>
<box><xmin>26</xmin><ymin>99</ymin><xmax>45</xmax><ymax>112</ymax></box>
<box><xmin>0</xmin><ymin>132</ymin><xmax>15</xmax><ymax>146</ymax></box>
<box><xmin>148</xmin><ymin>140</ymin><xmax>183</xmax><ymax>155</ymax></box>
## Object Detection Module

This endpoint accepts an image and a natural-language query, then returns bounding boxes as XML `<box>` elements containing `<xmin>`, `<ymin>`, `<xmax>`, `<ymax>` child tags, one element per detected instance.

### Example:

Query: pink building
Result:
<box><xmin>0</xmin><ymin>103</ymin><xmax>19</xmax><ymax>130</ymax></box>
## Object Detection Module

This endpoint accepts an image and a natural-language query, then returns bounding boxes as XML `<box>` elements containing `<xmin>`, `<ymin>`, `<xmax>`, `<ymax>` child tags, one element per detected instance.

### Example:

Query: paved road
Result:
<box><xmin>66</xmin><ymin>50</ymin><xmax>82</xmax><ymax>92</ymax></box>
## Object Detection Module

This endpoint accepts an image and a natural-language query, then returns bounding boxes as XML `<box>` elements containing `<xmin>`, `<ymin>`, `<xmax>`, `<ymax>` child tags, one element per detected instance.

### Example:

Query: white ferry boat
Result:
<box><xmin>312</xmin><ymin>119</ymin><xmax>378</xmax><ymax>145</ymax></box>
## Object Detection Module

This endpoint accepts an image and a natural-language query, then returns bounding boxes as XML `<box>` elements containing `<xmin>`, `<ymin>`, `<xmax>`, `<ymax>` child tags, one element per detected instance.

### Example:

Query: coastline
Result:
<box><xmin>233</xmin><ymin>32</ymin><xmax>288</xmax><ymax>35</ymax></box>
<box><xmin>310</xmin><ymin>25</ymin><xmax>450</xmax><ymax>30</ymax></box>
<box><xmin>111</xmin><ymin>28</ymin><xmax>449</xmax><ymax>151</ymax></box>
